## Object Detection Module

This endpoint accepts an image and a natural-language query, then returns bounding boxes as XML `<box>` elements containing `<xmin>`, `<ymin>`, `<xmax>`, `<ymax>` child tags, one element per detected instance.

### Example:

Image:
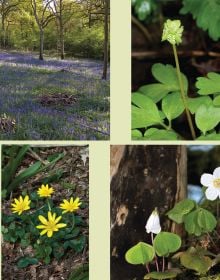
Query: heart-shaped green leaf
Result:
<box><xmin>132</xmin><ymin>129</ymin><xmax>143</xmax><ymax>139</ymax></box>
<box><xmin>153</xmin><ymin>232</ymin><xmax>181</xmax><ymax>257</ymax></box>
<box><xmin>195</xmin><ymin>104</ymin><xmax>220</xmax><ymax>134</ymax></box>
<box><xmin>125</xmin><ymin>242</ymin><xmax>155</xmax><ymax>265</ymax></box>
<box><xmin>144</xmin><ymin>271</ymin><xmax>178</xmax><ymax>279</ymax></box>
<box><xmin>183</xmin><ymin>210</ymin><xmax>202</xmax><ymax>236</ymax></box>
<box><xmin>196</xmin><ymin>72</ymin><xmax>220</xmax><ymax>95</ymax></box>
<box><xmin>162</xmin><ymin>92</ymin><xmax>184</xmax><ymax>121</ymax></box>
<box><xmin>167</xmin><ymin>199</ymin><xmax>195</xmax><ymax>224</ymax></box>
<box><xmin>197</xmin><ymin>208</ymin><xmax>217</xmax><ymax>232</ymax></box>
<box><xmin>180</xmin><ymin>247</ymin><xmax>212</xmax><ymax>274</ymax></box>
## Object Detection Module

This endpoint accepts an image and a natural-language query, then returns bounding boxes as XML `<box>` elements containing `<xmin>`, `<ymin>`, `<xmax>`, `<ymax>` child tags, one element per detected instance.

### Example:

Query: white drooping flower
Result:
<box><xmin>145</xmin><ymin>208</ymin><xmax>161</xmax><ymax>234</ymax></box>
<box><xmin>200</xmin><ymin>167</ymin><xmax>220</xmax><ymax>201</ymax></box>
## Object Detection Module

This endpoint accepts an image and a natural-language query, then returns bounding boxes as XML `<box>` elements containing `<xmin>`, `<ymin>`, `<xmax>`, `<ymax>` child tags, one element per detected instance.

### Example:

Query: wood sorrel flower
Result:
<box><xmin>59</xmin><ymin>197</ymin><xmax>82</xmax><ymax>214</ymax></box>
<box><xmin>145</xmin><ymin>208</ymin><xmax>161</xmax><ymax>234</ymax></box>
<box><xmin>11</xmin><ymin>195</ymin><xmax>31</xmax><ymax>215</ymax></box>
<box><xmin>162</xmin><ymin>19</ymin><xmax>183</xmax><ymax>45</ymax></box>
<box><xmin>37</xmin><ymin>184</ymin><xmax>54</xmax><ymax>197</ymax></box>
<box><xmin>36</xmin><ymin>211</ymin><xmax>66</xmax><ymax>238</ymax></box>
<box><xmin>201</xmin><ymin>167</ymin><xmax>220</xmax><ymax>200</ymax></box>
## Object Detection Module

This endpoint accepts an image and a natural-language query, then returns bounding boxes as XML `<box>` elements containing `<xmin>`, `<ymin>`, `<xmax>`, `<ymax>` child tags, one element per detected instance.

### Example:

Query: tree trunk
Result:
<box><xmin>102</xmin><ymin>0</ymin><xmax>109</xmax><ymax>80</ymax></box>
<box><xmin>60</xmin><ymin>20</ymin><xmax>65</xmax><ymax>60</ymax></box>
<box><xmin>110</xmin><ymin>145</ymin><xmax>187</xmax><ymax>280</ymax></box>
<box><xmin>2</xmin><ymin>16</ymin><xmax>6</xmax><ymax>48</ymax></box>
<box><xmin>39</xmin><ymin>28</ymin><xmax>44</xmax><ymax>60</ymax></box>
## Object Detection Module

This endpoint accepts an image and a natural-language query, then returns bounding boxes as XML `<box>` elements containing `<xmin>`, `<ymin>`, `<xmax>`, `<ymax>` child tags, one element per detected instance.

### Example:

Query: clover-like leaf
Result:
<box><xmin>153</xmin><ymin>232</ymin><xmax>181</xmax><ymax>257</ymax></box>
<box><xmin>180</xmin><ymin>247</ymin><xmax>212</xmax><ymax>274</ymax></box>
<box><xmin>167</xmin><ymin>199</ymin><xmax>195</xmax><ymax>224</ymax></box>
<box><xmin>197</xmin><ymin>208</ymin><xmax>217</xmax><ymax>232</ymax></box>
<box><xmin>125</xmin><ymin>242</ymin><xmax>155</xmax><ymax>265</ymax></box>
<box><xmin>183</xmin><ymin>210</ymin><xmax>202</xmax><ymax>236</ymax></box>
<box><xmin>144</xmin><ymin>271</ymin><xmax>178</xmax><ymax>279</ymax></box>
<box><xmin>196</xmin><ymin>72</ymin><xmax>220</xmax><ymax>95</ymax></box>
<box><xmin>132</xmin><ymin>129</ymin><xmax>143</xmax><ymax>139</ymax></box>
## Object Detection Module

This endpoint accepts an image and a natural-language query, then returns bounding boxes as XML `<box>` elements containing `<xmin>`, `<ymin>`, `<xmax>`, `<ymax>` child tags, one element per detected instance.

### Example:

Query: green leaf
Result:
<box><xmin>152</xmin><ymin>64</ymin><xmax>188</xmax><ymax>92</ymax></box>
<box><xmin>167</xmin><ymin>199</ymin><xmax>195</xmax><ymax>224</ymax></box>
<box><xmin>139</xmin><ymin>84</ymin><xmax>171</xmax><ymax>103</ymax></box>
<box><xmin>197</xmin><ymin>208</ymin><xmax>217</xmax><ymax>232</ymax></box>
<box><xmin>153</xmin><ymin>232</ymin><xmax>181</xmax><ymax>257</ymax></box>
<box><xmin>181</xmin><ymin>0</ymin><xmax>220</xmax><ymax>41</ymax></box>
<box><xmin>180</xmin><ymin>247</ymin><xmax>212</xmax><ymax>274</ymax></box>
<box><xmin>143</xmin><ymin>128</ymin><xmax>178</xmax><ymax>140</ymax></box>
<box><xmin>125</xmin><ymin>242</ymin><xmax>155</xmax><ymax>265</ymax></box>
<box><xmin>144</xmin><ymin>271</ymin><xmax>178</xmax><ymax>279</ymax></box>
<box><xmin>162</xmin><ymin>92</ymin><xmax>184</xmax><ymax>121</ymax></box>
<box><xmin>183</xmin><ymin>210</ymin><xmax>202</xmax><ymax>236</ymax></box>
<box><xmin>17</xmin><ymin>257</ymin><xmax>38</xmax><ymax>268</ymax></box>
<box><xmin>196</xmin><ymin>73</ymin><xmax>220</xmax><ymax>95</ymax></box>
<box><xmin>213</xmin><ymin>95</ymin><xmax>220</xmax><ymax>106</ymax></box>
<box><xmin>196</xmin><ymin>133</ymin><xmax>220</xmax><ymax>140</ymax></box>
<box><xmin>195</xmin><ymin>104</ymin><xmax>220</xmax><ymax>134</ymax></box>
<box><xmin>132</xmin><ymin>129</ymin><xmax>143</xmax><ymax>139</ymax></box>
<box><xmin>188</xmin><ymin>96</ymin><xmax>212</xmax><ymax>114</ymax></box>
<box><xmin>131</xmin><ymin>94</ymin><xmax>162</xmax><ymax>129</ymax></box>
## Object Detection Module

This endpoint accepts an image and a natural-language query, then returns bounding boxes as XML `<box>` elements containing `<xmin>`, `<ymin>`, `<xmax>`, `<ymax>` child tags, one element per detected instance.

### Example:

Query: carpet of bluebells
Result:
<box><xmin>0</xmin><ymin>51</ymin><xmax>110</xmax><ymax>140</ymax></box>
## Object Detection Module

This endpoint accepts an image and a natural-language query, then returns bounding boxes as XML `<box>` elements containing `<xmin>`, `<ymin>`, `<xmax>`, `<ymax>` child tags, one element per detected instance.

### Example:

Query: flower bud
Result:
<box><xmin>145</xmin><ymin>208</ymin><xmax>161</xmax><ymax>234</ymax></box>
<box><xmin>162</xmin><ymin>19</ymin><xmax>183</xmax><ymax>45</ymax></box>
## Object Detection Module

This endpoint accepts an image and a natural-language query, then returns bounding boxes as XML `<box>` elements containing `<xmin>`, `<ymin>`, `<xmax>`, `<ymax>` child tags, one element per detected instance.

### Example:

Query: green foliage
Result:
<box><xmin>2</xmin><ymin>145</ymin><xmax>64</xmax><ymax>197</ymax></box>
<box><xmin>196</xmin><ymin>73</ymin><xmax>220</xmax><ymax>95</ymax></box>
<box><xmin>17</xmin><ymin>257</ymin><xmax>38</xmax><ymax>268</ymax></box>
<box><xmin>144</xmin><ymin>271</ymin><xmax>178</xmax><ymax>279</ymax></box>
<box><xmin>68</xmin><ymin>264</ymin><xmax>89</xmax><ymax>280</ymax></box>
<box><xmin>131</xmin><ymin>63</ymin><xmax>220</xmax><ymax>140</ymax></box>
<box><xmin>125</xmin><ymin>242</ymin><xmax>155</xmax><ymax>265</ymax></box>
<box><xmin>180</xmin><ymin>247</ymin><xmax>213</xmax><ymax>275</ymax></box>
<box><xmin>167</xmin><ymin>199</ymin><xmax>195</xmax><ymax>224</ymax></box>
<box><xmin>181</xmin><ymin>0</ymin><xmax>220</xmax><ymax>41</ymax></box>
<box><xmin>153</xmin><ymin>232</ymin><xmax>181</xmax><ymax>257</ymax></box>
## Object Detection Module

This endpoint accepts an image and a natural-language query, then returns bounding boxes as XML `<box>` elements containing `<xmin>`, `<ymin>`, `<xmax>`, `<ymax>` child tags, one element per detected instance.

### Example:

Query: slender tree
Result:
<box><xmin>102</xmin><ymin>0</ymin><xmax>109</xmax><ymax>79</ymax></box>
<box><xmin>31</xmin><ymin>0</ymin><xmax>55</xmax><ymax>60</ymax></box>
<box><xmin>0</xmin><ymin>0</ymin><xmax>20</xmax><ymax>47</ymax></box>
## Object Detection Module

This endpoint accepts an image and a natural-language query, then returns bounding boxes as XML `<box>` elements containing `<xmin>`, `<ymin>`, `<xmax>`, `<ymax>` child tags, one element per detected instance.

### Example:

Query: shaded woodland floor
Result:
<box><xmin>0</xmin><ymin>51</ymin><xmax>110</xmax><ymax>140</ymax></box>
<box><xmin>2</xmin><ymin>146</ymin><xmax>89</xmax><ymax>280</ymax></box>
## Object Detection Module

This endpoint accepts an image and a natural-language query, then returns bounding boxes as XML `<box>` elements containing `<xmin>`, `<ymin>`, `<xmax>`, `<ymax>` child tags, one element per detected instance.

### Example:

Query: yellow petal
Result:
<box><xmin>56</xmin><ymin>223</ymin><xmax>67</xmax><ymax>229</ymax></box>
<box><xmin>36</xmin><ymin>225</ymin><xmax>46</xmax><ymax>229</ymax></box>
<box><xmin>55</xmin><ymin>216</ymin><xmax>62</xmax><ymax>224</ymax></box>
<box><xmin>47</xmin><ymin>230</ymin><xmax>53</xmax><ymax>237</ymax></box>
<box><xmin>40</xmin><ymin>229</ymin><xmax>48</xmax><ymax>236</ymax></box>
<box><xmin>70</xmin><ymin>198</ymin><xmax>74</xmax><ymax>204</ymax></box>
<box><xmin>39</xmin><ymin>215</ymin><xmax>48</xmax><ymax>225</ymax></box>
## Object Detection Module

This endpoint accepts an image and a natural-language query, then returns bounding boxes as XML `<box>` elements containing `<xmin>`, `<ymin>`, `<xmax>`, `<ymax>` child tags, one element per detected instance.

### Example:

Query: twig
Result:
<box><xmin>28</xmin><ymin>148</ymin><xmax>49</xmax><ymax>165</ymax></box>
<box><xmin>132</xmin><ymin>15</ymin><xmax>152</xmax><ymax>42</ymax></box>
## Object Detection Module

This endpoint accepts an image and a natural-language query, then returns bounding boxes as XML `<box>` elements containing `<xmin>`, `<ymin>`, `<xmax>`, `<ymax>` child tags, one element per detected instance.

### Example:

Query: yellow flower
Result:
<box><xmin>37</xmin><ymin>184</ymin><xmax>54</xmax><ymax>197</ymax></box>
<box><xmin>11</xmin><ymin>195</ymin><xmax>31</xmax><ymax>215</ymax></box>
<box><xmin>36</xmin><ymin>211</ymin><xmax>66</xmax><ymax>238</ymax></box>
<box><xmin>59</xmin><ymin>197</ymin><xmax>82</xmax><ymax>214</ymax></box>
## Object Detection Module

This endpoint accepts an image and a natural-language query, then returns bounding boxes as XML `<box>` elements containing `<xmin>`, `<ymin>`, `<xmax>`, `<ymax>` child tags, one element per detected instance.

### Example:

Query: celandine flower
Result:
<box><xmin>162</xmin><ymin>19</ymin><xmax>183</xmax><ymax>45</ymax></box>
<box><xmin>11</xmin><ymin>195</ymin><xmax>31</xmax><ymax>215</ymax></box>
<box><xmin>59</xmin><ymin>197</ymin><xmax>82</xmax><ymax>214</ymax></box>
<box><xmin>145</xmin><ymin>208</ymin><xmax>161</xmax><ymax>234</ymax></box>
<box><xmin>201</xmin><ymin>167</ymin><xmax>220</xmax><ymax>200</ymax></box>
<box><xmin>36</xmin><ymin>211</ymin><xmax>66</xmax><ymax>238</ymax></box>
<box><xmin>37</xmin><ymin>184</ymin><xmax>54</xmax><ymax>197</ymax></box>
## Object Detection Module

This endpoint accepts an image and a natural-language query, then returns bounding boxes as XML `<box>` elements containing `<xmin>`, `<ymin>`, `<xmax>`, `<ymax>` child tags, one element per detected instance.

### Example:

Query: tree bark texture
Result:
<box><xmin>39</xmin><ymin>28</ymin><xmax>44</xmax><ymax>60</ymax></box>
<box><xmin>110</xmin><ymin>145</ymin><xmax>187</xmax><ymax>280</ymax></box>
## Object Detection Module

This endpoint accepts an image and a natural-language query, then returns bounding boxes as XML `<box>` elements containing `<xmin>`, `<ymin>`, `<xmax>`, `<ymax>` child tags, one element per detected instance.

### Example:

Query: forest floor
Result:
<box><xmin>2</xmin><ymin>145</ymin><xmax>89</xmax><ymax>280</ymax></box>
<box><xmin>0</xmin><ymin>50</ymin><xmax>110</xmax><ymax>140</ymax></box>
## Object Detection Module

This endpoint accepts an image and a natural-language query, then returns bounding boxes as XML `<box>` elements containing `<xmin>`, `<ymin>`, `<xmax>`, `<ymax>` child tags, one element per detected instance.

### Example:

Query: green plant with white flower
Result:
<box><xmin>132</xmin><ymin>18</ymin><xmax>220</xmax><ymax>140</ymax></box>
<box><xmin>125</xmin><ymin>167</ymin><xmax>220</xmax><ymax>279</ymax></box>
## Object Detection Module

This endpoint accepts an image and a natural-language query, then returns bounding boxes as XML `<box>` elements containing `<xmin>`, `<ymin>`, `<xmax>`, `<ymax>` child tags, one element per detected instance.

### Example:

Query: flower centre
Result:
<box><xmin>48</xmin><ymin>221</ymin><xmax>56</xmax><ymax>231</ymax></box>
<box><xmin>213</xmin><ymin>178</ymin><xmax>220</xmax><ymax>189</ymax></box>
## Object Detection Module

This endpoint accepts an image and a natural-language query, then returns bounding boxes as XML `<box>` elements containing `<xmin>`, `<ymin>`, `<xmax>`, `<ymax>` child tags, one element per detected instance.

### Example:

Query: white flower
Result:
<box><xmin>200</xmin><ymin>167</ymin><xmax>220</xmax><ymax>201</ymax></box>
<box><xmin>145</xmin><ymin>208</ymin><xmax>161</xmax><ymax>234</ymax></box>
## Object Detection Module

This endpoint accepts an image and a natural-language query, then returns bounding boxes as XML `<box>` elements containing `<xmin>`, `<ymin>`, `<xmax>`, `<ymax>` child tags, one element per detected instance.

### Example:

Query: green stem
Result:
<box><xmin>172</xmin><ymin>44</ymin><xmax>196</xmax><ymax>140</ymax></box>
<box><xmin>151</xmin><ymin>233</ymin><xmax>159</xmax><ymax>272</ymax></box>
<box><xmin>47</xmin><ymin>198</ymin><xmax>51</xmax><ymax>211</ymax></box>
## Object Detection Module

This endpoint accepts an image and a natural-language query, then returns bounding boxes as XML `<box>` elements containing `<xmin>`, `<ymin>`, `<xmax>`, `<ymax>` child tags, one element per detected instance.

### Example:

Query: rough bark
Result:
<box><xmin>110</xmin><ymin>145</ymin><xmax>187</xmax><ymax>280</ymax></box>
<box><xmin>39</xmin><ymin>28</ymin><xmax>44</xmax><ymax>60</ymax></box>
<box><xmin>102</xmin><ymin>0</ymin><xmax>109</xmax><ymax>80</ymax></box>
